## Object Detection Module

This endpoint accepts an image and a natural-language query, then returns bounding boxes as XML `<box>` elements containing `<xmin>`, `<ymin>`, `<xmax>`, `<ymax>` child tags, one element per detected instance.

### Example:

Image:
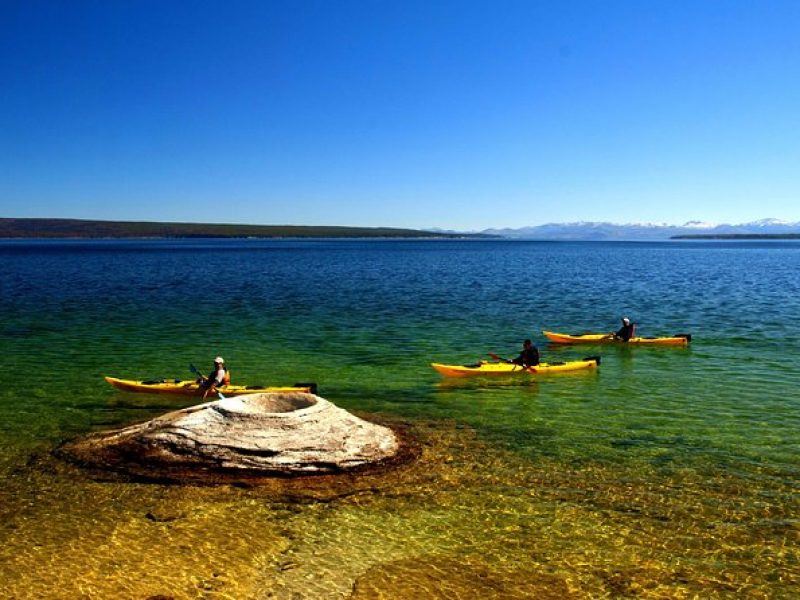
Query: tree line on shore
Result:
<box><xmin>0</xmin><ymin>218</ymin><xmax>490</xmax><ymax>239</ymax></box>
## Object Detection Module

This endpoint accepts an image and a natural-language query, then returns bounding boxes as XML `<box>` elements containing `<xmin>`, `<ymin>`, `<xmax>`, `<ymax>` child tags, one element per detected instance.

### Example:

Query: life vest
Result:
<box><xmin>223</xmin><ymin>369</ymin><xmax>231</xmax><ymax>386</ymax></box>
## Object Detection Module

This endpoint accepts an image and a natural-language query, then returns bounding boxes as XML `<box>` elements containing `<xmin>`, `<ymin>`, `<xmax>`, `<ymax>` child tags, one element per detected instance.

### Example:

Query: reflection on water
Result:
<box><xmin>1</xmin><ymin>418</ymin><xmax>797</xmax><ymax>599</ymax></box>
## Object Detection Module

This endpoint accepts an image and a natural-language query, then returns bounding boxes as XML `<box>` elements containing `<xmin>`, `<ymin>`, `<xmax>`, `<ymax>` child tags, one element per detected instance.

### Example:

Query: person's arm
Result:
<box><xmin>202</xmin><ymin>371</ymin><xmax>222</xmax><ymax>399</ymax></box>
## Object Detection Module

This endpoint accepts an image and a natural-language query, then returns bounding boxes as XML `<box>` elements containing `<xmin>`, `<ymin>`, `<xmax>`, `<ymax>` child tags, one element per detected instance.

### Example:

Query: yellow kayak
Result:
<box><xmin>431</xmin><ymin>356</ymin><xmax>600</xmax><ymax>378</ymax></box>
<box><xmin>543</xmin><ymin>331</ymin><xmax>691</xmax><ymax>346</ymax></box>
<box><xmin>104</xmin><ymin>376</ymin><xmax>316</xmax><ymax>396</ymax></box>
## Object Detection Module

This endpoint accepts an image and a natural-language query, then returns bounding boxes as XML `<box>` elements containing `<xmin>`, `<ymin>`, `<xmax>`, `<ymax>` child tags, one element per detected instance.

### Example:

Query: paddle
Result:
<box><xmin>489</xmin><ymin>353</ymin><xmax>529</xmax><ymax>372</ymax></box>
<box><xmin>488</xmin><ymin>352</ymin><xmax>512</xmax><ymax>363</ymax></box>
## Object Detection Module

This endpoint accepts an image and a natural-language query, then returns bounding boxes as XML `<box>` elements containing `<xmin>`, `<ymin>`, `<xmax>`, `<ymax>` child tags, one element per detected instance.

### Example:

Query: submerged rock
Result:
<box><xmin>63</xmin><ymin>393</ymin><xmax>399</xmax><ymax>482</ymax></box>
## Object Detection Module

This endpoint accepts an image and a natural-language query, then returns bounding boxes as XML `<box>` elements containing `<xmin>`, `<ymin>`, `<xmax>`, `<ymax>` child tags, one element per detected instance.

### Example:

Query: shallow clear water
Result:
<box><xmin>1</xmin><ymin>239</ymin><xmax>799</xmax><ymax>598</ymax></box>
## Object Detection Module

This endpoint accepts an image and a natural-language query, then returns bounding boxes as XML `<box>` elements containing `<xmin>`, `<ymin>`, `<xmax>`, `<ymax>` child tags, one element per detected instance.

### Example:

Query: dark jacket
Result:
<box><xmin>513</xmin><ymin>346</ymin><xmax>540</xmax><ymax>367</ymax></box>
<box><xmin>616</xmin><ymin>323</ymin><xmax>635</xmax><ymax>341</ymax></box>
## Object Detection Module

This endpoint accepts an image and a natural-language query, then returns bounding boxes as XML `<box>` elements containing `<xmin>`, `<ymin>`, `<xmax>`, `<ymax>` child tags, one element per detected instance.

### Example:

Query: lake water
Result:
<box><xmin>1</xmin><ymin>239</ymin><xmax>798</xmax><ymax>598</ymax></box>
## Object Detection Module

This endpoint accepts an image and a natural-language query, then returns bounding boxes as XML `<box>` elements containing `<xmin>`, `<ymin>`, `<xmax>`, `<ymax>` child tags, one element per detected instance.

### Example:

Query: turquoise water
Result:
<box><xmin>1</xmin><ymin>239</ymin><xmax>799</xmax><ymax>598</ymax></box>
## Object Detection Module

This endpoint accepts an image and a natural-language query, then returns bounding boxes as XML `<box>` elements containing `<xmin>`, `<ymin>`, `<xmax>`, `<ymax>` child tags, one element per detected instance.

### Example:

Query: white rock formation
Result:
<box><xmin>65</xmin><ymin>393</ymin><xmax>399</xmax><ymax>478</ymax></box>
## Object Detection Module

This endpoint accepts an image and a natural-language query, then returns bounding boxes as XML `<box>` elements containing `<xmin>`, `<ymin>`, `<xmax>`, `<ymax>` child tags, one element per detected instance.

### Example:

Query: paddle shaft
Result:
<box><xmin>489</xmin><ymin>353</ymin><xmax>533</xmax><ymax>372</ymax></box>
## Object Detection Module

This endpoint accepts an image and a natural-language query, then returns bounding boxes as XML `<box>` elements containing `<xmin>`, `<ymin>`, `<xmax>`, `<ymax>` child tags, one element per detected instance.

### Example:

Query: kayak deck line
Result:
<box><xmin>104</xmin><ymin>376</ymin><xmax>317</xmax><ymax>396</ymax></box>
<box><xmin>431</xmin><ymin>356</ymin><xmax>600</xmax><ymax>378</ymax></box>
<box><xmin>543</xmin><ymin>330</ymin><xmax>691</xmax><ymax>346</ymax></box>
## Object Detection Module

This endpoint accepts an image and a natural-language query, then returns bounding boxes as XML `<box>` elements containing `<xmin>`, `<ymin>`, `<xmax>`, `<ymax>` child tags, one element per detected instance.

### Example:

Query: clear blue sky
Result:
<box><xmin>2</xmin><ymin>1</ymin><xmax>799</xmax><ymax>230</ymax></box>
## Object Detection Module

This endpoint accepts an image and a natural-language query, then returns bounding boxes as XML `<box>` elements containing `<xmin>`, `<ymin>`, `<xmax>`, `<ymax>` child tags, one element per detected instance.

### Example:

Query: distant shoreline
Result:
<box><xmin>5</xmin><ymin>218</ymin><xmax>799</xmax><ymax>241</ymax></box>
<box><xmin>0</xmin><ymin>218</ymin><xmax>494</xmax><ymax>240</ymax></box>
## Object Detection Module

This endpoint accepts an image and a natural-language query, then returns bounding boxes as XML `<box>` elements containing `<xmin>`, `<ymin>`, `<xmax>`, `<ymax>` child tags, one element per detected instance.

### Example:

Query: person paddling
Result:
<box><xmin>511</xmin><ymin>339</ymin><xmax>540</xmax><ymax>368</ymax></box>
<box><xmin>197</xmin><ymin>356</ymin><xmax>229</xmax><ymax>398</ymax></box>
<box><xmin>489</xmin><ymin>339</ymin><xmax>540</xmax><ymax>370</ymax></box>
<box><xmin>613</xmin><ymin>317</ymin><xmax>636</xmax><ymax>342</ymax></box>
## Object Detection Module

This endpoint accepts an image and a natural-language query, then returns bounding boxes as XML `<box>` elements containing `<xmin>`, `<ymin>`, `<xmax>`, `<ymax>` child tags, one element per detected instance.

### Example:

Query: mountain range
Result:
<box><xmin>472</xmin><ymin>218</ymin><xmax>800</xmax><ymax>240</ymax></box>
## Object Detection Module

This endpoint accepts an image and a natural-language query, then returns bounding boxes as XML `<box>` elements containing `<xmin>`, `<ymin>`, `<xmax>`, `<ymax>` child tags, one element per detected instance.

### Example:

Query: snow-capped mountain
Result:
<box><xmin>477</xmin><ymin>219</ymin><xmax>800</xmax><ymax>240</ymax></box>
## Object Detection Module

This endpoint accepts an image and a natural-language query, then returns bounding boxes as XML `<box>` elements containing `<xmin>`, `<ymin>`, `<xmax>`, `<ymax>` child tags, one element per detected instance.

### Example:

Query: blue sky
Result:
<box><xmin>2</xmin><ymin>1</ymin><xmax>799</xmax><ymax>230</ymax></box>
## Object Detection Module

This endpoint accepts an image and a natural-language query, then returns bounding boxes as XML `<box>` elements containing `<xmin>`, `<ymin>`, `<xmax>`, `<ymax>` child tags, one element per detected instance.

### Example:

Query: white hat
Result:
<box><xmin>622</xmin><ymin>317</ymin><xmax>630</xmax><ymax>325</ymax></box>
<box><xmin>214</xmin><ymin>356</ymin><xmax>224</xmax><ymax>364</ymax></box>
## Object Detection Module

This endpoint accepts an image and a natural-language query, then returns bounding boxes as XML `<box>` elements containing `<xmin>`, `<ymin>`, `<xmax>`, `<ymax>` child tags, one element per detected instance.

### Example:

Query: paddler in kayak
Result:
<box><xmin>511</xmin><ymin>339</ymin><xmax>540</xmax><ymax>367</ymax></box>
<box><xmin>613</xmin><ymin>317</ymin><xmax>636</xmax><ymax>342</ymax></box>
<box><xmin>490</xmin><ymin>339</ymin><xmax>540</xmax><ymax>368</ymax></box>
<box><xmin>197</xmin><ymin>356</ymin><xmax>230</xmax><ymax>399</ymax></box>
